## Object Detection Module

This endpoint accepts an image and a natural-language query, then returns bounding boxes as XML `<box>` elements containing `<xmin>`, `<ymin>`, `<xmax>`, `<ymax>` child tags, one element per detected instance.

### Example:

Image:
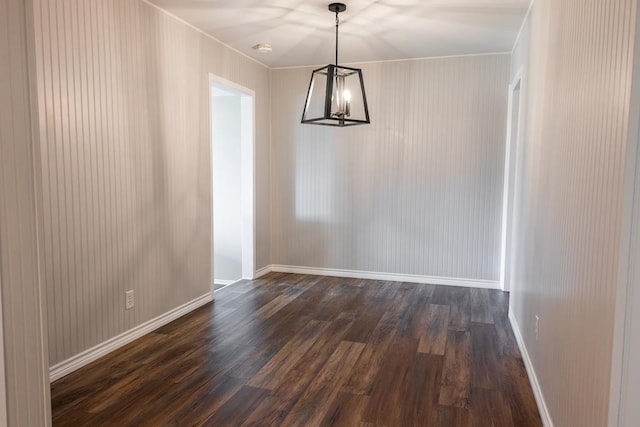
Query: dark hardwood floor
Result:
<box><xmin>51</xmin><ymin>273</ymin><xmax>542</xmax><ymax>426</ymax></box>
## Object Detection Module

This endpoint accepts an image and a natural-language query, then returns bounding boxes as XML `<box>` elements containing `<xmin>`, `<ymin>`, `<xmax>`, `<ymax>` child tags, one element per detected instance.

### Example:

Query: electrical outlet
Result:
<box><xmin>535</xmin><ymin>315</ymin><xmax>539</xmax><ymax>340</ymax></box>
<box><xmin>125</xmin><ymin>290</ymin><xmax>134</xmax><ymax>310</ymax></box>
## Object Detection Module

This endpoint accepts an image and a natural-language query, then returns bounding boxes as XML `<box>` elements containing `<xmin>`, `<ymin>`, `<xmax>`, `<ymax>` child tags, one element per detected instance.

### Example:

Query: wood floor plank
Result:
<box><xmin>78</xmin><ymin>378</ymin><xmax>176</xmax><ymax>426</ymax></box>
<box><xmin>401</xmin><ymin>353</ymin><xmax>444</xmax><ymax>426</ymax></box>
<box><xmin>268</xmin><ymin>315</ymin><xmax>354</xmax><ymax>393</ymax></box>
<box><xmin>470</xmin><ymin>289</ymin><xmax>494</xmax><ymax>324</ymax></box>
<box><xmin>396</xmin><ymin>285</ymin><xmax>426</xmax><ymax>337</ymax></box>
<box><xmin>255</xmin><ymin>279</ymin><xmax>315</xmax><ymax>319</ymax></box>
<box><xmin>136</xmin><ymin>375</ymin><xmax>245</xmax><ymax>426</ymax></box>
<box><xmin>247</xmin><ymin>319</ymin><xmax>330</xmax><ymax>390</ymax></box>
<box><xmin>153</xmin><ymin>338</ymin><xmax>253</xmax><ymax>386</ymax></box>
<box><xmin>439</xmin><ymin>330</ymin><xmax>471</xmax><ymax>408</ymax></box>
<box><xmin>470</xmin><ymin>322</ymin><xmax>502</xmax><ymax>390</ymax></box>
<box><xmin>306</xmin><ymin>279</ymin><xmax>367</xmax><ymax>322</ymax></box>
<box><xmin>154</xmin><ymin>304</ymin><xmax>214</xmax><ymax>335</ymax></box>
<box><xmin>319</xmin><ymin>392</ymin><xmax>369</xmax><ymax>427</ymax></box>
<box><xmin>280</xmin><ymin>340</ymin><xmax>365</xmax><ymax>427</ymax></box>
<box><xmin>343</xmin><ymin>306</ymin><xmax>385</xmax><ymax>343</ymax></box>
<box><xmin>501</xmin><ymin>357</ymin><xmax>543</xmax><ymax>426</ymax></box>
<box><xmin>438</xmin><ymin>405</ymin><xmax>470</xmax><ymax>427</ymax></box>
<box><xmin>231</xmin><ymin>310</ymin><xmax>325</xmax><ymax>381</ymax></box>
<box><xmin>238</xmin><ymin>320</ymin><xmax>356</xmax><ymax>427</ymax></box>
<box><xmin>468</xmin><ymin>388</ymin><xmax>514</xmax><ymax>427</ymax></box>
<box><xmin>432</xmin><ymin>286</ymin><xmax>471</xmax><ymax>331</ymax></box>
<box><xmin>52</xmin><ymin>331</ymin><xmax>170</xmax><ymax>399</ymax></box>
<box><xmin>340</xmin><ymin>311</ymin><xmax>402</xmax><ymax>395</ymax></box>
<box><xmin>240</xmin><ymin>395</ymin><xmax>291</xmax><ymax>427</ymax></box>
<box><xmin>243</xmin><ymin>309</ymin><xmax>311</xmax><ymax>348</ymax></box>
<box><xmin>488</xmin><ymin>290</ymin><xmax>521</xmax><ymax>358</ymax></box>
<box><xmin>418</xmin><ymin>304</ymin><xmax>451</xmax><ymax>355</ymax></box>
<box><xmin>199</xmin><ymin>385</ymin><xmax>270</xmax><ymax>426</ymax></box>
<box><xmin>361</xmin><ymin>337</ymin><xmax>420</xmax><ymax>426</ymax></box>
<box><xmin>216</xmin><ymin>291</ymin><xmax>248</xmax><ymax>308</ymax></box>
<box><xmin>487</xmin><ymin>289</ymin><xmax>509</xmax><ymax>319</ymax></box>
<box><xmin>50</xmin><ymin>273</ymin><xmax>542</xmax><ymax>427</ymax></box>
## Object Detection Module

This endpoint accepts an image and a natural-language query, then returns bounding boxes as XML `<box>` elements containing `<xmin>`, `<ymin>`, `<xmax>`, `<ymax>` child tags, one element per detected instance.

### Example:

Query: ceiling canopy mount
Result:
<box><xmin>328</xmin><ymin>2</ymin><xmax>346</xmax><ymax>14</ymax></box>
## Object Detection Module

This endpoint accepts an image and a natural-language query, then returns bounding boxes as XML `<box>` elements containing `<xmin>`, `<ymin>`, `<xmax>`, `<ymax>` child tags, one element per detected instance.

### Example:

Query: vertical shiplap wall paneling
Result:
<box><xmin>33</xmin><ymin>0</ymin><xmax>271</xmax><ymax>367</ymax></box>
<box><xmin>510</xmin><ymin>0</ymin><xmax>637</xmax><ymax>425</ymax></box>
<box><xmin>0</xmin><ymin>0</ymin><xmax>51</xmax><ymax>425</ymax></box>
<box><xmin>271</xmin><ymin>54</ymin><xmax>510</xmax><ymax>282</ymax></box>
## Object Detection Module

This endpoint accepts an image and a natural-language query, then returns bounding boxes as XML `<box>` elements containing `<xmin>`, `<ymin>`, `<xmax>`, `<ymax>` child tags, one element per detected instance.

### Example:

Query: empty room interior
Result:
<box><xmin>2</xmin><ymin>0</ymin><xmax>640</xmax><ymax>426</ymax></box>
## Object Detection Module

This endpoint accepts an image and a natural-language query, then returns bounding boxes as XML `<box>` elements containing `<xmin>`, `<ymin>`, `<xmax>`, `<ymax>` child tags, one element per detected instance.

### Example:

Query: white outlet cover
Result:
<box><xmin>125</xmin><ymin>290</ymin><xmax>134</xmax><ymax>310</ymax></box>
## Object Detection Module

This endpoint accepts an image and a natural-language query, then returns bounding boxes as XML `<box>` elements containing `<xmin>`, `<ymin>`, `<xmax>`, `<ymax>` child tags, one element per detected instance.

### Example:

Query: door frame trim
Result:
<box><xmin>208</xmin><ymin>74</ymin><xmax>256</xmax><ymax>293</ymax></box>
<box><xmin>500</xmin><ymin>67</ymin><xmax>524</xmax><ymax>292</ymax></box>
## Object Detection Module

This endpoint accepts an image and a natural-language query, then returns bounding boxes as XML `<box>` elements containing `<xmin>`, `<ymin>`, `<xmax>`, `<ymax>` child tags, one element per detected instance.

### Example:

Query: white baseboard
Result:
<box><xmin>508</xmin><ymin>309</ymin><xmax>554</xmax><ymax>427</ymax></box>
<box><xmin>213</xmin><ymin>278</ymin><xmax>244</xmax><ymax>293</ymax></box>
<box><xmin>254</xmin><ymin>265</ymin><xmax>273</xmax><ymax>278</ymax></box>
<box><xmin>269</xmin><ymin>264</ymin><xmax>501</xmax><ymax>289</ymax></box>
<box><xmin>49</xmin><ymin>293</ymin><xmax>213</xmax><ymax>382</ymax></box>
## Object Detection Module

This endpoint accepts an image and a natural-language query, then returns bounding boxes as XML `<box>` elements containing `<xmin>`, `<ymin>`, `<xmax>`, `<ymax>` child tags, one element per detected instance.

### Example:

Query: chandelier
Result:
<box><xmin>301</xmin><ymin>3</ymin><xmax>370</xmax><ymax>127</ymax></box>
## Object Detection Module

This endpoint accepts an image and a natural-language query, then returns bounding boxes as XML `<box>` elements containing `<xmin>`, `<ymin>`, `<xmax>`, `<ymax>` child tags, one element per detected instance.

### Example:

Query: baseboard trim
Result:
<box><xmin>214</xmin><ymin>279</ymin><xmax>236</xmax><ymax>286</ymax></box>
<box><xmin>269</xmin><ymin>264</ymin><xmax>501</xmax><ymax>289</ymax></box>
<box><xmin>508</xmin><ymin>309</ymin><xmax>554</xmax><ymax>427</ymax></box>
<box><xmin>254</xmin><ymin>265</ymin><xmax>273</xmax><ymax>278</ymax></box>
<box><xmin>213</xmin><ymin>278</ymin><xmax>244</xmax><ymax>293</ymax></box>
<box><xmin>49</xmin><ymin>292</ymin><xmax>213</xmax><ymax>382</ymax></box>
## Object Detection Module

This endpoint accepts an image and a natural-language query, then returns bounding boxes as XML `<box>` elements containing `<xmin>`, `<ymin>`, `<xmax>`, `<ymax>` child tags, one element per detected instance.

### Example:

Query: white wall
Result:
<box><xmin>509</xmin><ymin>0</ymin><xmax>638</xmax><ymax>425</ymax></box>
<box><xmin>271</xmin><ymin>54</ymin><xmax>510</xmax><ymax>285</ymax></box>
<box><xmin>0</xmin><ymin>0</ymin><xmax>51</xmax><ymax>424</ymax></box>
<box><xmin>212</xmin><ymin>94</ymin><xmax>242</xmax><ymax>282</ymax></box>
<box><xmin>32</xmin><ymin>0</ymin><xmax>271</xmax><ymax>367</ymax></box>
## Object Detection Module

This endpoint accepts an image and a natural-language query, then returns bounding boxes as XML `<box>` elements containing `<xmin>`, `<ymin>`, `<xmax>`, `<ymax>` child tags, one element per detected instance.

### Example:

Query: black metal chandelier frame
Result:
<box><xmin>301</xmin><ymin>2</ymin><xmax>370</xmax><ymax>127</ymax></box>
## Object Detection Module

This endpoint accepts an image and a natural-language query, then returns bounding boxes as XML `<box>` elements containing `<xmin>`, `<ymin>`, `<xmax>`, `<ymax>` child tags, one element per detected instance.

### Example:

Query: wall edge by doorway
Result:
<box><xmin>500</xmin><ymin>66</ymin><xmax>524</xmax><ymax>292</ymax></box>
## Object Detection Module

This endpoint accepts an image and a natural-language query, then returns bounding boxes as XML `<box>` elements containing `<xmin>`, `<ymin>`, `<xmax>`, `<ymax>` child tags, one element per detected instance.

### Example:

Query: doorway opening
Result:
<box><xmin>210</xmin><ymin>75</ymin><xmax>255</xmax><ymax>294</ymax></box>
<box><xmin>500</xmin><ymin>70</ymin><xmax>523</xmax><ymax>292</ymax></box>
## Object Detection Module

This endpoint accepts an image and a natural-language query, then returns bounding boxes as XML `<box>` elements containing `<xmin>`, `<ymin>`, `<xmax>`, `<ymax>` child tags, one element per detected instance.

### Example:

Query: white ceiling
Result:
<box><xmin>148</xmin><ymin>0</ymin><xmax>530</xmax><ymax>68</ymax></box>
